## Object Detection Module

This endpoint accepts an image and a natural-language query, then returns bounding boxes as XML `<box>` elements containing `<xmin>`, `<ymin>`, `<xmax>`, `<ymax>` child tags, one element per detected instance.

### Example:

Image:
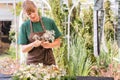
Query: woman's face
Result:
<box><xmin>26</xmin><ymin>9</ymin><xmax>39</xmax><ymax>22</ymax></box>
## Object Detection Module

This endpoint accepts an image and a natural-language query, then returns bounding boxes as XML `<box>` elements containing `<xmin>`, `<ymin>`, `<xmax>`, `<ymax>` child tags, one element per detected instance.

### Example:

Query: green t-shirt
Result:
<box><xmin>18</xmin><ymin>17</ymin><xmax>62</xmax><ymax>45</ymax></box>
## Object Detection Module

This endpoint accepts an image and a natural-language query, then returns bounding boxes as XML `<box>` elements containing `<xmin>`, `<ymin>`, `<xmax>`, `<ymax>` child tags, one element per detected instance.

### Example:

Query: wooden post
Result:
<box><xmin>93</xmin><ymin>11</ymin><xmax>100</xmax><ymax>57</ymax></box>
<box><xmin>13</xmin><ymin>0</ymin><xmax>18</xmax><ymax>60</ymax></box>
<box><xmin>67</xmin><ymin>0</ymin><xmax>80</xmax><ymax>60</ymax></box>
<box><xmin>93</xmin><ymin>0</ymin><xmax>103</xmax><ymax>57</ymax></box>
<box><xmin>116</xmin><ymin>0</ymin><xmax>120</xmax><ymax>48</ymax></box>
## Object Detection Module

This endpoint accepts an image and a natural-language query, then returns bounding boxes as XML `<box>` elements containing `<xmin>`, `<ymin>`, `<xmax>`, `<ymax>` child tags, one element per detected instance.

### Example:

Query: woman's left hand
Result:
<box><xmin>41</xmin><ymin>38</ymin><xmax>61</xmax><ymax>49</ymax></box>
<box><xmin>41</xmin><ymin>41</ymin><xmax>51</xmax><ymax>48</ymax></box>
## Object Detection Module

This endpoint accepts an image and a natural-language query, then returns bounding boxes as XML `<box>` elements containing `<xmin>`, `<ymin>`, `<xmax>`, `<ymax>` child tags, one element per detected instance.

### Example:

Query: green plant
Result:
<box><xmin>9</xmin><ymin>28</ymin><xmax>15</xmax><ymax>42</ymax></box>
<box><xmin>90</xmin><ymin>40</ymin><xmax>119</xmax><ymax>76</ymax></box>
<box><xmin>104</xmin><ymin>0</ymin><xmax>115</xmax><ymax>41</ymax></box>
<box><xmin>49</xmin><ymin>0</ymin><xmax>64</xmax><ymax>32</ymax></box>
<box><xmin>11</xmin><ymin>1</ymin><xmax>22</xmax><ymax>16</ymax></box>
<box><xmin>66</xmin><ymin>34</ymin><xmax>92</xmax><ymax>76</ymax></box>
<box><xmin>6</xmin><ymin>46</ymin><xmax>16</xmax><ymax>59</ymax></box>
<box><xmin>53</xmin><ymin>41</ymin><xmax>67</xmax><ymax>68</ymax></box>
<box><xmin>49</xmin><ymin>0</ymin><xmax>69</xmax><ymax>73</ymax></box>
<box><xmin>80</xmin><ymin>7</ymin><xmax>93</xmax><ymax>52</ymax></box>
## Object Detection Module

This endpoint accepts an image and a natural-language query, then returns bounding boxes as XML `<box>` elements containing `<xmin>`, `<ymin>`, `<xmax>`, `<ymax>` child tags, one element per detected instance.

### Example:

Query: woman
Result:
<box><xmin>18</xmin><ymin>0</ymin><xmax>62</xmax><ymax>65</ymax></box>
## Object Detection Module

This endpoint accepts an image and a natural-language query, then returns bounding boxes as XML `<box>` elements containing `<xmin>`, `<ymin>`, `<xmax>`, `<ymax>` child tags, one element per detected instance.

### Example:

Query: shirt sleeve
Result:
<box><xmin>18</xmin><ymin>23</ymin><xmax>28</xmax><ymax>45</ymax></box>
<box><xmin>51</xmin><ymin>20</ymin><xmax>62</xmax><ymax>39</ymax></box>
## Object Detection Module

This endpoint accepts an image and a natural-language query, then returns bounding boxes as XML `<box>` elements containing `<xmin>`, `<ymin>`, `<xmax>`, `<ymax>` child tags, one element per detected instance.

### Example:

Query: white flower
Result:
<box><xmin>42</xmin><ymin>30</ymin><xmax>55</xmax><ymax>42</ymax></box>
<box><xmin>32</xmin><ymin>34</ymin><xmax>41</xmax><ymax>40</ymax></box>
<box><xmin>32</xmin><ymin>30</ymin><xmax>55</xmax><ymax>42</ymax></box>
<box><xmin>43</xmin><ymin>74</ymin><xmax>50</xmax><ymax>80</ymax></box>
<box><xmin>13</xmin><ymin>63</ymin><xmax>66</xmax><ymax>80</ymax></box>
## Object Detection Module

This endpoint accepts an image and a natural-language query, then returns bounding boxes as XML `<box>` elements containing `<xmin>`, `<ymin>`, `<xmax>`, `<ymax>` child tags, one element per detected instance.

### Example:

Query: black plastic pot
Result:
<box><xmin>76</xmin><ymin>76</ymin><xmax>114</xmax><ymax>80</ymax></box>
<box><xmin>0</xmin><ymin>73</ymin><xmax>11</xmax><ymax>80</ymax></box>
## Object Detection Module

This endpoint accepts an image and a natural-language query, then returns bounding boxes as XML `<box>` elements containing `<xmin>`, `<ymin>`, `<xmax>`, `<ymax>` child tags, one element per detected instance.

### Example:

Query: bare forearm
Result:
<box><xmin>21</xmin><ymin>40</ymin><xmax>41</xmax><ymax>53</ymax></box>
<box><xmin>22</xmin><ymin>43</ymin><xmax>34</xmax><ymax>53</ymax></box>
<box><xmin>50</xmin><ymin>38</ymin><xmax>61</xmax><ymax>48</ymax></box>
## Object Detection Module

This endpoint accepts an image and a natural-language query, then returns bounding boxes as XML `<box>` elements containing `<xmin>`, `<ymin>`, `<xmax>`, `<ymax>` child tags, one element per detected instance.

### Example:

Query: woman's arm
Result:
<box><xmin>41</xmin><ymin>38</ymin><xmax>61</xmax><ymax>49</ymax></box>
<box><xmin>21</xmin><ymin>40</ymin><xmax>42</xmax><ymax>53</ymax></box>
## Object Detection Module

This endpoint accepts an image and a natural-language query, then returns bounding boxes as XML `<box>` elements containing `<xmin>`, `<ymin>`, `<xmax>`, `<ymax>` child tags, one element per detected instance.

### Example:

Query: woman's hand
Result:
<box><xmin>21</xmin><ymin>40</ymin><xmax>42</xmax><ymax>53</ymax></box>
<box><xmin>41</xmin><ymin>38</ymin><xmax>61</xmax><ymax>49</ymax></box>
<box><xmin>41</xmin><ymin>41</ymin><xmax>51</xmax><ymax>48</ymax></box>
<box><xmin>32</xmin><ymin>40</ymin><xmax>42</xmax><ymax>47</ymax></box>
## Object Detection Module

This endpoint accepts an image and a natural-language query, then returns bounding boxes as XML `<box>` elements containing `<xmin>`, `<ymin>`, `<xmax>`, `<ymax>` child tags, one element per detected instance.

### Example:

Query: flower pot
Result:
<box><xmin>0</xmin><ymin>73</ymin><xmax>11</xmax><ymax>80</ymax></box>
<box><xmin>76</xmin><ymin>76</ymin><xmax>114</xmax><ymax>80</ymax></box>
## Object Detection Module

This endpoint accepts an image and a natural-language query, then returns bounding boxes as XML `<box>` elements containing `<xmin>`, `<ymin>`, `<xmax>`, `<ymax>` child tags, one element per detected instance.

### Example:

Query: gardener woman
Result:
<box><xmin>18</xmin><ymin>0</ymin><xmax>62</xmax><ymax>65</ymax></box>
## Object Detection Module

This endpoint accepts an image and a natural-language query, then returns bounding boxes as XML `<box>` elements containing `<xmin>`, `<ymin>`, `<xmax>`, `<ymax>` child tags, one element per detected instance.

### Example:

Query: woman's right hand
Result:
<box><xmin>32</xmin><ymin>40</ymin><xmax>42</xmax><ymax>47</ymax></box>
<box><xmin>21</xmin><ymin>40</ymin><xmax>42</xmax><ymax>53</ymax></box>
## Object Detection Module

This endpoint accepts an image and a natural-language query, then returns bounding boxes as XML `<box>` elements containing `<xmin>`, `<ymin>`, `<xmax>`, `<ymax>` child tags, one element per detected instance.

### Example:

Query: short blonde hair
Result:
<box><xmin>22</xmin><ymin>0</ymin><xmax>37</xmax><ymax>15</ymax></box>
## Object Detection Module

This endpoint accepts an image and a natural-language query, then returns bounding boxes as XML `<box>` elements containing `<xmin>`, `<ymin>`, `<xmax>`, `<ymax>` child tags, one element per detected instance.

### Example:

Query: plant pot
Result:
<box><xmin>76</xmin><ymin>76</ymin><xmax>114</xmax><ymax>80</ymax></box>
<box><xmin>0</xmin><ymin>73</ymin><xmax>11</xmax><ymax>80</ymax></box>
